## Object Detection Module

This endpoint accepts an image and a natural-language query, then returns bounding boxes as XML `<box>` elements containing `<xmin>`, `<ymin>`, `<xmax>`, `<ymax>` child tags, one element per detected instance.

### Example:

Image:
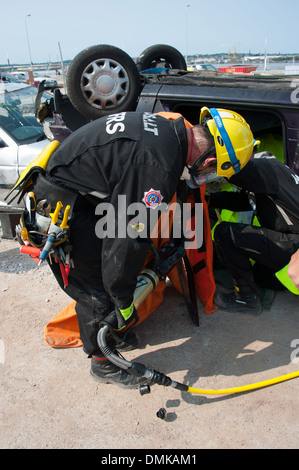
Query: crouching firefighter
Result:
<box><xmin>201</xmin><ymin>107</ymin><xmax>299</xmax><ymax>314</ymax></box>
<box><xmin>5</xmin><ymin>109</ymin><xmax>255</xmax><ymax>389</ymax></box>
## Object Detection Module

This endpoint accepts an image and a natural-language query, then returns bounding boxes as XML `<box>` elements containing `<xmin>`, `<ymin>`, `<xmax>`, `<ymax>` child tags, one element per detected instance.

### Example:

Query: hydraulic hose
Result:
<box><xmin>186</xmin><ymin>371</ymin><xmax>299</xmax><ymax>395</ymax></box>
<box><xmin>97</xmin><ymin>325</ymin><xmax>134</xmax><ymax>371</ymax></box>
<box><xmin>97</xmin><ymin>325</ymin><xmax>187</xmax><ymax>388</ymax></box>
<box><xmin>97</xmin><ymin>325</ymin><xmax>299</xmax><ymax>396</ymax></box>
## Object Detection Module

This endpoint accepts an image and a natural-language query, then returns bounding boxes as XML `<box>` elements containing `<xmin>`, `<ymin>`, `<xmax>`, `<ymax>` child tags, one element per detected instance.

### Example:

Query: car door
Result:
<box><xmin>0</xmin><ymin>127</ymin><xmax>19</xmax><ymax>187</ymax></box>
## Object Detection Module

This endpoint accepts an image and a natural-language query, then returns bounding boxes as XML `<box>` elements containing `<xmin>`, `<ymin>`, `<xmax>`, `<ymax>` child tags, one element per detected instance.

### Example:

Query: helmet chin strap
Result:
<box><xmin>208</xmin><ymin>108</ymin><xmax>241</xmax><ymax>174</ymax></box>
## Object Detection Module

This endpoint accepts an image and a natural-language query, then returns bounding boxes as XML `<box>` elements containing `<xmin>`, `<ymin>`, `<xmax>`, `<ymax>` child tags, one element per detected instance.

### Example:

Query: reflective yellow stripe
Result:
<box><xmin>119</xmin><ymin>303</ymin><xmax>134</xmax><ymax>320</ymax></box>
<box><xmin>275</xmin><ymin>264</ymin><xmax>299</xmax><ymax>295</ymax></box>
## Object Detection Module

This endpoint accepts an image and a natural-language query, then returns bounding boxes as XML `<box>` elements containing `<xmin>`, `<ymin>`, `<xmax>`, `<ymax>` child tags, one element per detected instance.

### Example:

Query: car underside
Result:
<box><xmin>37</xmin><ymin>44</ymin><xmax>299</xmax><ymax>175</ymax></box>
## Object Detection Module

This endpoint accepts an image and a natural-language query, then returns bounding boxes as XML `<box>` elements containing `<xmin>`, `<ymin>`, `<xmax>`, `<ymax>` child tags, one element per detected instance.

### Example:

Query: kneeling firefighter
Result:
<box><xmin>6</xmin><ymin>109</ymin><xmax>257</xmax><ymax>389</ymax></box>
<box><xmin>200</xmin><ymin>105</ymin><xmax>299</xmax><ymax>314</ymax></box>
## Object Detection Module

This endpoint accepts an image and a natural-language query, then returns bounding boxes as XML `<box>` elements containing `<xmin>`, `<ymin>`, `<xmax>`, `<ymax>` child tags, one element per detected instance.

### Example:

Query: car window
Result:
<box><xmin>0</xmin><ymin>84</ymin><xmax>51</xmax><ymax>144</ymax></box>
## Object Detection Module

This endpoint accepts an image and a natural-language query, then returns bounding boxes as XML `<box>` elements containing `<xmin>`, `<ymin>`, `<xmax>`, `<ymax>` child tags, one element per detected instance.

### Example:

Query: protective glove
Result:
<box><xmin>104</xmin><ymin>303</ymin><xmax>139</xmax><ymax>331</ymax></box>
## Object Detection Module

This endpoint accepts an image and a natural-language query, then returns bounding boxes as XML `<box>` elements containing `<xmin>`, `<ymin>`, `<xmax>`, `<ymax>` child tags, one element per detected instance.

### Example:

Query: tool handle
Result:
<box><xmin>27</xmin><ymin>192</ymin><xmax>36</xmax><ymax>211</ymax></box>
<box><xmin>50</xmin><ymin>201</ymin><xmax>63</xmax><ymax>225</ymax></box>
<box><xmin>65</xmin><ymin>264</ymin><xmax>70</xmax><ymax>277</ymax></box>
<box><xmin>26</xmin><ymin>192</ymin><xmax>36</xmax><ymax>224</ymax></box>
<box><xmin>60</xmin><ymin>205</ymin><xmax>70</xmax><ymax>229</ymax></box>
<box><xmin>20</xmin><ymin>245</ymin><xmax>41</xmax><ymax>257</ymax></box>
<box><xmin>39</xmin><ymin>233</ymin><xmax>56</xmax><ymax>262</ymax></box>
<box><xmin>59</xmin><ymin>263</ymin><xmax>69</xmax><ymax>287</ymax></box>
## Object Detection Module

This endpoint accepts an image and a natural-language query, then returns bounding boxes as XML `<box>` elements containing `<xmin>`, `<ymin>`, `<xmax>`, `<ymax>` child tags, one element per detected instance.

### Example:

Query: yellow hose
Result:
<box><xmin>187</xmin><ymin>370</ymin><xmax>299</xmax><ymax>395</ymax></box>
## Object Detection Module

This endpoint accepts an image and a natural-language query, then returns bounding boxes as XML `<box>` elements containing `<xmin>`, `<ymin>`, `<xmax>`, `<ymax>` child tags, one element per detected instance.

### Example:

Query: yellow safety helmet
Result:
<box><xmin>199</xmin><ymin>107</ymin><xmax>259</xmax><ymax>179</ymax></box>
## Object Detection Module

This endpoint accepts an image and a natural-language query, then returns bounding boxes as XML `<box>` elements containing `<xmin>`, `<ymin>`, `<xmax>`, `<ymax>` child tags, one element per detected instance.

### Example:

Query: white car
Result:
<box><xmin>0</xmin><ymin>82</ymin><xmax>51</xmax><ymax>189</ymax></box>
<box><xmin>33</xmin><ymin>73</ymin><xmax>58</xmax><ymax>88</ymax></box>
<box><xmin>195</xmin><ymin>64</ymin><xmax>219</xmax><ymax>71</ymax></box>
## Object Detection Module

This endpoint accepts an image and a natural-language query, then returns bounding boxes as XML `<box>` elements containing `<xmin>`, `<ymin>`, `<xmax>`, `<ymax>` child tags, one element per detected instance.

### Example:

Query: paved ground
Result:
<box><xmin>0</xmin><ymin>236</ymin><xmax>299</xmax><ymax>450</ymax></box>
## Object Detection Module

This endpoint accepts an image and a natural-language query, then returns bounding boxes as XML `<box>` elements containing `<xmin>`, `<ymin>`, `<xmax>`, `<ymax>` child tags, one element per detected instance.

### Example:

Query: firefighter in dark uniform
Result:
<box><xmin>10</xmin><ymin>108</ymin><xmax>257</xmax><ymax>388</ymax></box>
<box><xmin>45</xmin><ymin>111</ymin><xmax>205</xmax><ymax>388</ymax></box>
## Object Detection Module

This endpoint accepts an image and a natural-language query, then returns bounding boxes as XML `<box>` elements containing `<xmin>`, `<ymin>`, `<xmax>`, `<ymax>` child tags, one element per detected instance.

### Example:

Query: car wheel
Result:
<box><xmin>66</xmin><ymin>44</ymin><xmax>141</xmax><ymax>120</ymax></box>
<box><xmin>136</xmin><ymin>44</ymin><xmax>187</xmax><ymax>72</ymax></box>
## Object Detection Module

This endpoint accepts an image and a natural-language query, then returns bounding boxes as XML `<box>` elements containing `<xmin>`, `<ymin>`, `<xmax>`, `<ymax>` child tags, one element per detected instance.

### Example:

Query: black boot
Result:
<box><xmin>112</xmin><ymin>332</ymin><xmax>140</xmax><ymax>352</ymax></box>
<box><xmin>90</xmin><ymin>355</ymin><xmax>148</xmax><ymax>389</ymax></box>
<box><xmin>214</xmin><ymin>288</ymin><xmax>262</xmax><ymax>315</ymax></box>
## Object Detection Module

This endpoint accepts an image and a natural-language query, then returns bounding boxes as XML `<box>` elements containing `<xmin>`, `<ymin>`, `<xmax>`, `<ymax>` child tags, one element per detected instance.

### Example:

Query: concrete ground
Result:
<box><xmin>0</xmin><ymin>236</ymin><xmax>299</xmax><ymax>450</ymax></box>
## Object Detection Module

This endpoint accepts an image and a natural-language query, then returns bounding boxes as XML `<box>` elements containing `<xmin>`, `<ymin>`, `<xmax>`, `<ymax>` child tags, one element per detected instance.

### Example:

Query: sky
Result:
<box><xmin>1</xmin><ymin>0</ymin><xmax>298</xmax><ymax>65</ymax></box>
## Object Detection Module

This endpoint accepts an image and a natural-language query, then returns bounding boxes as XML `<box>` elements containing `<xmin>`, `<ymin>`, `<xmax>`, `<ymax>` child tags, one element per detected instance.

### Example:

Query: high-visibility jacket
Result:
<box><xmin>275</xmin><ymin>264</ymin><xmax>299</xmax><ymax>295</ymax></box>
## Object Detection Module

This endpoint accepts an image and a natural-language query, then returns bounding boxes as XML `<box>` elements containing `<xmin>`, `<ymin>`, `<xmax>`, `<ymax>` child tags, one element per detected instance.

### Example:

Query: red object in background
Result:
<box><xmin>217</xmin><ymin>65</ymin><xmax>258</xmax><ymax>74</ymax></box>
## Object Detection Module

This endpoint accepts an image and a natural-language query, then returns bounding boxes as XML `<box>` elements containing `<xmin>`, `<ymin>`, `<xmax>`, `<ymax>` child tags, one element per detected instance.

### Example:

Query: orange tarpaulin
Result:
<box><xmin>44</xmin><ymin>281</ymin><xmax>167</xmax><ymax>348</ymax></box>
<box><xmin>44</xmin><ymin>301</ymin><xmax>82</xmax><ymax>348</ymax></box>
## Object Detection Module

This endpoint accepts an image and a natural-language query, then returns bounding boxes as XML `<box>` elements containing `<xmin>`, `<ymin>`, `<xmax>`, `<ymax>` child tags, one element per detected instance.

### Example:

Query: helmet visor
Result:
<box><xmin>188</xmin><ymin>170</ymin><xmax>220</xmax><ymax>188</ymax></box>
<box><xmin>187</xmin><ymin>156</ymin><xmax>219</xmax><ymax>187</ymax></box>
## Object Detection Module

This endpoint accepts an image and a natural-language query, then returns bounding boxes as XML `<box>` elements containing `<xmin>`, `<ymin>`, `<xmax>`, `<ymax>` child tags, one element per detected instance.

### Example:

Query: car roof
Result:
<box><xmin>139</xmin><ymin>69</ymin><xmax>298</xmax><ymax>107</ymax></box>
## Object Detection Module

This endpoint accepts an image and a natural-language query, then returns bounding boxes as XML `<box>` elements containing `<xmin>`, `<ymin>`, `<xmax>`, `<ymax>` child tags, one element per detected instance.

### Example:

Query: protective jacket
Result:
<box><xmin>46</xmin><ymin>111</ymin><xmax>187</xmax><ymax>310</ymax></box>
<box><xmin>210</xmin><ymin>152</ymin><xmax>299</xmax><ymax>233</ymax></box>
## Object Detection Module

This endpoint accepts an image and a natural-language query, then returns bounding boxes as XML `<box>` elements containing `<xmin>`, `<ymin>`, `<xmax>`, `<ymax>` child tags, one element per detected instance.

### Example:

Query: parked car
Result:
<box><xmin>8</xmin><ymin>71</ymin><xmax>58</xmax><ymax>88</ymax></box>
<box><xmin>0</xmin><ymin>72</ymin><xmax>26</xmax><ymax>83</ymax></box>
<box><xmin>0</xmin><ymin>82</ymin><xmax>51</xmax><ymax>188</ymax></box>
<box><xmin>9</xmin><ymin>71</ymin><xmax>27</xmax><ymax>81</ymax></box>
<box><xmin>188</xmin><ymin>63</ymin><xmax>220</xmax><ymax>72</ymax></box>
<box><xmin>33</xmin><ymin>73</ymin><xmax>58</xmax><ymax>88</ymax></box>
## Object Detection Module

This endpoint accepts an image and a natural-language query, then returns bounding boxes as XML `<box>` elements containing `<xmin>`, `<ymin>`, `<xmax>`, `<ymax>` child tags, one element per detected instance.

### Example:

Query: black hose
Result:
<box><xmin>97</xmin><ymin>325</ymin><xmax>132</xmax><ymax>370</ymax></box>
<box><xmin>97</xmin><ymin>325</ymin><xmax>188</xmax><ymax>390</ymax></box>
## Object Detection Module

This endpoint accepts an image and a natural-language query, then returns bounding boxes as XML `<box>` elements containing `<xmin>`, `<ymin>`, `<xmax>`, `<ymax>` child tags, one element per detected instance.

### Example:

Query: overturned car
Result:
<box><xmin>36</xmin><ymin>43</ymin><xmax>299</xmax><ymax>177</ymax></box>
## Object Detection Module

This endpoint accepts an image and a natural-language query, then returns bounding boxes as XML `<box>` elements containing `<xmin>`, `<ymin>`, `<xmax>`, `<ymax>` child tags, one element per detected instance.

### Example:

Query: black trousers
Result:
<box><xmin>49</xmin><ymin>207</ymin><xmax>113</xmax><ymax>355</ymax></box>
<box><xmin>213</xmin><ymin>222</ymin><xmax>299</xmax><ymax>291</ymax></box>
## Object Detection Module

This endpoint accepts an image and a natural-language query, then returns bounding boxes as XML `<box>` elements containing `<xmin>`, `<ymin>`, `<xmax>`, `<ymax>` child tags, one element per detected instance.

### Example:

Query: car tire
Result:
<box><xmin>66</xmin><ymin>44</ymin><xmax>142</xmax><ymax>120</ymax></box>
<box><xmin>136</xmin><ymin>44</ymin><xmax>187</xmax><ymax>72</ymax></box>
